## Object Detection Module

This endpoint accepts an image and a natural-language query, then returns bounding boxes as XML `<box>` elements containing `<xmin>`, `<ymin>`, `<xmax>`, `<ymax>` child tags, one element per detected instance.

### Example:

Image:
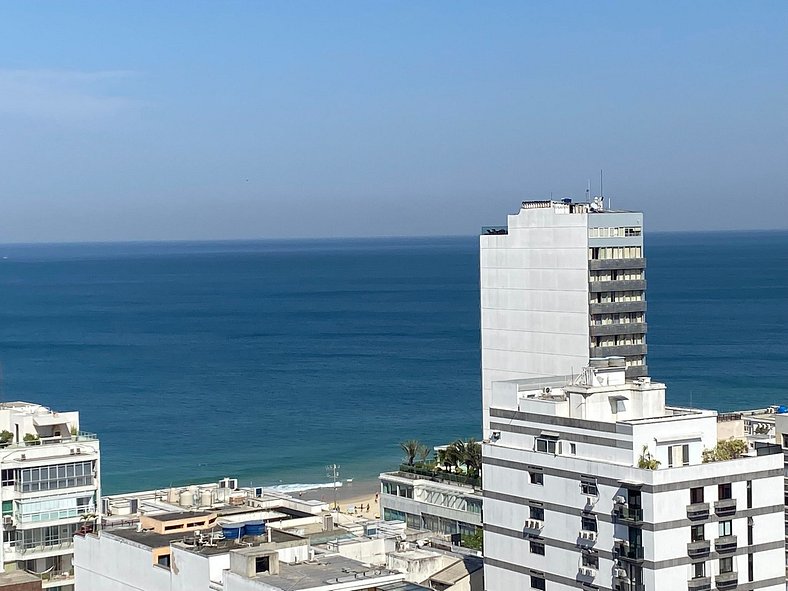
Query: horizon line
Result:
<box><xmin>1</xmin><ymin>227</ymin><xmax>787</xmax><ymax>248</ymax></box>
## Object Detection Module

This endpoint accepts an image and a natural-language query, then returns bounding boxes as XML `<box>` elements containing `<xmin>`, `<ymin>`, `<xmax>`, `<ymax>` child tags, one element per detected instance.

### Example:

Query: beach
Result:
<box><xmin>298</xmin><ymin>479</ymin><xmax>382</xmax><ymax>519</ymax></box>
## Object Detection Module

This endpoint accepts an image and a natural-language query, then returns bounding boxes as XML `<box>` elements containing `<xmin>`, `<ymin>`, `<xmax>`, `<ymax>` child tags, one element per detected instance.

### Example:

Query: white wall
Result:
<box><xmin>480</xmin><ymin>205</ymin><xmax>591</xmax><ymax>435</ymax></box>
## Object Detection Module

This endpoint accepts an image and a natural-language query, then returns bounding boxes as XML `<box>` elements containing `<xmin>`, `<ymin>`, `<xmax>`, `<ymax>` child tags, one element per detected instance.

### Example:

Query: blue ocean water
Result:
<box><xmin>0</xmin><ymin>232</ymin><xmax>785</xmax><ymax>494</ymax></box>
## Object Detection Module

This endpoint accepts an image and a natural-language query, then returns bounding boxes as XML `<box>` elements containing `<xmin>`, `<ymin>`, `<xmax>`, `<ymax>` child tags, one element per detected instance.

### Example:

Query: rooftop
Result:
<box><xmin>242</xmin><ymin>554</ymin><xmax>401</xmax><ymax>590</ymax></box>
<box><xmin>107</xmin><ymin>525</ymin><xmax>304</xmax><ymax>553</ymax></box>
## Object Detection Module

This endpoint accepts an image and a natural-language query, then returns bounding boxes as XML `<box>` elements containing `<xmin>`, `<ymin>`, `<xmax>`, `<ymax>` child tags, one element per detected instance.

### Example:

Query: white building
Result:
<box><xmin>379</xmin><ymin>468</ymin><xmax>482</xmax><ymax>538</ymax></box>
<box><xmin>0</xmin><ymin>401</ymin><xmax>100</xmax><ymax>591</ymax></box>
<box><xmin>480</xmin><ymin>198</ymin><xmax>647</xmax><ymax>435</ymax></box>
<box><xmin>482</xmin><ymin>360</ymin><xmax>785</xmax><ymax>591</ymax></box>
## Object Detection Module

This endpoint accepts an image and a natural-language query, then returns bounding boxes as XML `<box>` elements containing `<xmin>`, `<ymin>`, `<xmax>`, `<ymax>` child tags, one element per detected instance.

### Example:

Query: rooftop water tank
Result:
<box><xmin>179</xmin><ymin>490</ymin><xmax>195</xmax><ymax>507</ymax></box>
<box><xmin>218</xmin><ymin>520</ymin><xmax>243</xmax><ymax>540</ymax></box>
<box><xmin>244</xmin><ymin>520</ymin><xmax>265</xmax><ymax>537</ymax></box>
<box><xmin>200</xmin><ymin>489</ymin><xmax>213</xmax><ymax>507</ymax></box>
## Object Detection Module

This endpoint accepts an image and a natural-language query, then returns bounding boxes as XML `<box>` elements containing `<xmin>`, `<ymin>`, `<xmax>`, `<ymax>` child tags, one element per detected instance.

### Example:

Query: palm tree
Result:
<box><xmin>416</xmin><ymin>444</ymin><xmax>431</xmax><ymax>465</ymax></box>
<box><xmin>400</xmin><ymin>439</ymin><xmax>422</xmax><ymax>466</ymax></box>
<box><xmin>451</xmin><ymin>439</ymin><xmax>482</xmax><ymax>478</ymax></box>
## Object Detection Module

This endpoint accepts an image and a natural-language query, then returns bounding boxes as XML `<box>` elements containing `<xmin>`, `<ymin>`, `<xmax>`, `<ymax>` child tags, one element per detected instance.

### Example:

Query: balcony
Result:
<box><xmin>686</xmin><ymin>502</ymin><xmax>710</xmax><ymax>520</ymax></box>
<box><xmin>616</xmin><ymin>506</ymin><xmax>643</xmax><ymax>523</ymax></box>
<box><xmin>714</xmin><ymin>498</ymin><xmax>737</xmax><ymax>516</ymax></box>
<box><xmin>589</xmin><ymin>322</ymin><xmax>647</xmax><ymax>337</ymax></box>
<box><xmin>523</xmin><ymin>519</ymin><xmax>544</xmax><ymax>532</ymax></box>
<box><xmin>588</xmin><ymin>279</ymin><xmax>646</xmax><ymax>293</ymax></box>
<box><xmin>589</xmin><ymin>301</ymin><xmax>647</xmax><ymax>315</ymax></box>
<box><xmin>687</xmin><ymin>576</ymin><xmax>711</xmax><ymax>591</ymax></box>
<box><xmin>715</xmin><ymin>572</ymin><xmax>738</xmax><ymax>588</ymax></box>
<box><xmin>687</xmin><ymin>540</ymin><xmax>710</xmax><ymax>557</ymax></box>
<box><xmin>13</xmin><ymin>541</ymin><xmax>74</xmax><ymax>558</ymax></box>
<box><xmin>588</xmin><ymin>258</ymin><xmax>646</xmax><ymax>270</ymax></box>
<box><xmin>1</xmin><ymin>432</ymin><xmax>98</xmax><ymax>450</ymax></box>
<box><xmin>30</xmin><ymin>569</ymin><xmax>74</xmax><ymax>588</ymax></box>
<box><xmin>590</xmin><ymin>344</ymin><xmax>647</xmax><ymax>357</ymax></box>
<box><xmin>714</xmin><ymin>535</ymin><xmax>737</xmax><ymax>553</ymax></box>
<box><xmin>618</xmin><ymin>545</ymin><xmax>645</xmax><ymax>561</ymax></box>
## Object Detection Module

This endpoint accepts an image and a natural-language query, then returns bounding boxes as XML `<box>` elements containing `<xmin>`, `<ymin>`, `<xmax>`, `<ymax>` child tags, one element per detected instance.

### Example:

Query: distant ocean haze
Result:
<box><xmin>0</xmin><ymin>232</ymin><xmax>785</xmax><ymax>494</ymax></box>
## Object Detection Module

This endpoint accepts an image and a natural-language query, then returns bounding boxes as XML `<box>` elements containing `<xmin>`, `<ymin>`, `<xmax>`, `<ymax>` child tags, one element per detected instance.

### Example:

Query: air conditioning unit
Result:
<box><xmin>542</xmin><ymin>387</ymin><xmax>552</xmax><ymax>394</ymax></box>
<box><xmin>579</xmin><ymin>567</ymin><xmax>596</xmax><ymax>577</ymax></box>
<box><xmin>491</xmin><ymin>431</ymin><xmax>501</xmax><ymax>441</ymax></box>
<box><xmin>3</xmin><ymin>516</ymin><xmax>13</xmax><ymax>526</ymax></box>
<box><xmin>580</xmin><ymin>530</ymin><xmax>597</xmax><ymax>541</ymax></box>
<box><xmin>614</xmin><ymin>568</ymin><xmax>627</xmax><ymax>578</ymax></box>
<box><xmin>525</xmin><ymin>519</ymin><xmax>543</xmax><ymax>530</ymax></box>
<box><xmin>614</xmin><ymin>495</ymin><xmax>627</xmax><ymax>505</ymax></box>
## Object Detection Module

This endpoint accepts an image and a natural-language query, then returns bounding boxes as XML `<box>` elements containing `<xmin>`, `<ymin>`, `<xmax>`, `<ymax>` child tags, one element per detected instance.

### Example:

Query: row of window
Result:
<box><xmin>589</xmin><ymin>246</ymin><xmax>643</xmax><ymax>260</ymax></box>
<box><xmin>382</xmin><ymin>482</ymin><xmax>413</xmax><ymax>498</ymax></box>
<box><xmin>10</xmin><ymin>461</ymin><xmax>95</xmax><ymax>493</ymax></box>
<box><xmin>590</xmin><ymin>312</ymin><xmax>645</xmax><ymax>325</ymax></box>
<box><xmin>17</xmin><ymin>494</ymin><xmax>94</xmax><ymax>523</ymax></box>
<box><xmin>690</xmin><ymin>481</ymin><xmax>752</xmax><ymax>507</ymax></box>
<box><xmin>691</xmin><ymin>555</ymin><xmax>753</xmax><ymax>580</ymax></box>
<box><xmin>588</xmin><ymin>226</ymin><xmax>642</xmax><ymax>238</ymax></box>
<box><xmin>589</xmin><ymin>269</ymin><xmax>644</xmax><ymax>282</ymax></box>
<box><xmin>592</xmin><ymin>334</ymin><xmax>645</xmax><ymax>348</ymax></box>
<box><xmin>382</xmin><ymin>508</ymin><xmax>479</xmax><ymax>537</ymax></box>
<box><xmin>590</xmin><ymin>290</ymin><xmax>645</xmax><ymax>304</ymax></box>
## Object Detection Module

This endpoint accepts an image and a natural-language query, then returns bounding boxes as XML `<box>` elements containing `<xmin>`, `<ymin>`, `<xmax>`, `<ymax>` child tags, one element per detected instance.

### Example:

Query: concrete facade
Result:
<box><xmin>380</xmin><ymin>470</ymin><xmax>482</xmax><ymax>537</ymax></box>
<box><xmin>482</xmin><ymin>364</ymin><xmax>785</xmax><ymax>591</ymax></box>
<box><xmin>0</xmin><ymin>402</ymin><xmax>100</xmax><ymax>591</ymax></box>
<box><xmin>480</xmin><ymin>199</ymin><xmax>647</xmax><ymax>435</ymax></box>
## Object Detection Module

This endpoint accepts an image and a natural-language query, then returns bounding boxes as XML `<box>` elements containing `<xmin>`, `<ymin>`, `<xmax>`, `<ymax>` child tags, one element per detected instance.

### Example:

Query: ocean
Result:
<box><xmin>0</xmin><ymin>231</ymin><xmax>785</xmax><ymax>494</ymax></box>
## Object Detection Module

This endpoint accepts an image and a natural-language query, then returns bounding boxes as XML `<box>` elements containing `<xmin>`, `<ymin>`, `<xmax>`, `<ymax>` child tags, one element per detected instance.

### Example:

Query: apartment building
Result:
<box><xmin>480</xmin><ymin>198</ymin><xmax>647</xmax><ymax>435</ymax></box>
<box><xmin>380</xmin><ymin>467</ymin><xmax>482</xmax><ymax>538</ymax></box>
<box><xmin>0</xmin><ymin>402</ymin><xmax>100</xmax><ymax>591</ymax></box>
<box><xmin>482</xmin><ymin>360</ymin><xmax>785</xmax><ymax>591</ymax></box>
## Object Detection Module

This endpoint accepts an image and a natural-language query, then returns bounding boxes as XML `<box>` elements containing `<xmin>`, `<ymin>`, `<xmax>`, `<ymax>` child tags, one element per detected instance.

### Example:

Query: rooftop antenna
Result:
<box><xmin>586</xmin><ymin>180</ymin><xmax>591</xmax><ymax>203</ymax></box>
<box><xmin>599</xmin><ymin>169</ymin><xmax>603</xmax><ymax>199</ymax></box>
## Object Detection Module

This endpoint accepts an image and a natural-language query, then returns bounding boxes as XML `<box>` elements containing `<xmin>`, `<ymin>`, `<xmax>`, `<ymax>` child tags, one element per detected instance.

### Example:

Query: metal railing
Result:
<box><xmin>396</xmin><ymin>464</ymin><xmax>481</xmax><ymax>488</ymax></box>
<box><xmin>0</xmin><ymin>432</ymin><xmax>98</xmax><ymax>450</ymax></box>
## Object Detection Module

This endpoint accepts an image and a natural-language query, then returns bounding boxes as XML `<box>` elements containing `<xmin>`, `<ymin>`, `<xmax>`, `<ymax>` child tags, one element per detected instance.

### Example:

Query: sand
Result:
<box><xmin>298</xmin><ymin>479</ymin><xmax>381</xmax><ymax>519</ymax></box>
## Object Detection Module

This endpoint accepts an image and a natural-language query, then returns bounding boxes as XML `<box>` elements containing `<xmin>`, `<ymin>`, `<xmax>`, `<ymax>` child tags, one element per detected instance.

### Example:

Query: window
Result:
<box><xmin>692</xmin><ymin>562</ymin><xmax>705</xmax><ymax>579</ymax></box>
<box><xmin>668</xmin><ymin>444</ymin><xmax>689</xmax><ymax>467</ymax></box>
<box><xmin>582</xmin><ymin>553</ymin><xmax>599</xmax><ymax>569</ymax></box>
<box><xmin>529</xmin><ymin>471</ymin><xmax>544</xmax><ymax>486</ymax></box>
<box><xmin>746</xmin><ymin>480</ymin><xmax>752</xmax><ymax>509</ymax></box>
<box><xmin>690</xmin><ymin>487</ymin><xmax>704</xmax><ymax>504</ymax></box>
<box><xmin>535</xmin><ymin>437</ymin><xmax>557</xmax><ymax>454</ymax></box>
<box><xmin>17</xmin><ymin>461</ymin><xmax>94</xmax><ymax>493</ymax></box>
<box><xmin>581</xmin><ymin>481</ymin><xmax>598</xmax><ymax>496</ymax></box>
<box><xmin>719</xmin><ymin>557</ymin><xmax>733</xmax><ymax>574</ymax></box>
<box><xmin>157</xmin><ymin>554</ymin><xmax>171</xmax><ymax>569</ymax></box>
<box><xmin>570</xmin><ymin>443</ymin><xmax>577</xmax><ymax>455</ymax></box>
<box><xmin>691</xmin><ymin>524</ymin><xmax>705</xmax><ymax>542</ymax></box>
<box><xmin>255</xmin><ymin>555</ymin><xmax>270</xmax><ymax>574</ymax></box>
<box><xmin>718</xmin><ymin>483</ymin><xmax>732</xmax><ymax>500</ymax></box>
<box><xmin>748</xmin><ymin>553</ymin><xmax>754</xmax><ymax>582</ymax></box>
<box><xmin>531</xmin><ymin>575</ymin><xmax>546</xmax><ymax>590</ymax></box>
<box><xmin>467</xmin><ymin>499</ymin><xmax>482</xmax><ymax>515</ymax></box>
<box><xmin>581</xmin><ymin>515</ymin><xmax>597</xmax><ymax>533</ymax></box>
<box><xmin>719</xmin><ymin>520</ymin><xmax>732</xmax><ymax>537</ymax></box>
<box><xmin>530</xmin><ymin>540</ymin><xmax>545</xmax><ymax>555</ymax></box>
<box><xmin>530</xmin><ymin>506</ymin><xmax>545</xmax><ymax>521</ymax></box>
<box><xmin>747</xmin><ymin>517</ymin><xmax>753</xmax><ymax>546</ymax></box>
<box><xmin>783</xmin><ymin>434</ymin><xmax>788</xmax><ymax>449</ymax></box>
<box><xmin>1</xmin><ymin>469</ymin><xmax>16</xmax><ymax>487</ymax></box>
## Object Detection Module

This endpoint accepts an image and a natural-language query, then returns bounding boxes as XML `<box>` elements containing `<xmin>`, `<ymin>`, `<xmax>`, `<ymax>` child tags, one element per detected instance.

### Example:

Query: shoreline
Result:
<box><xmin>295</xmin><ymin>478</ymin><xmax>382</xmax><ymax>518</ymax></box>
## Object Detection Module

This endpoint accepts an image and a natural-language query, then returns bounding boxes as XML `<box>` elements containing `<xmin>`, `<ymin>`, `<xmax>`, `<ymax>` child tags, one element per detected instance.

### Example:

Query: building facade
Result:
<box><xmin>482</xmin><ymin>362</ymin><xmax>785</xmax><ymax>591</ymax></box>
<box><xmin>480</xmin><ymin>198</ymin><xmax>647</xmax><ymax>434</ymax></box>
<box><xmin>380</xmin><ymin>468</ymin><xmax>482</xmax><ymax>537</ymax></box>
<box><xmin>0</xmin><ymin>402</ymin><xmax>100</xmax><ymax>591</ymax></box>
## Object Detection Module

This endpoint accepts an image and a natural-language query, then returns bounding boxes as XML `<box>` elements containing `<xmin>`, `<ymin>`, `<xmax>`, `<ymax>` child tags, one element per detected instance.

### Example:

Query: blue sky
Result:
<box><xmin>0</xmin><ymin>1</ymin><xmax>786</xmax><ymax>241</ymax></box>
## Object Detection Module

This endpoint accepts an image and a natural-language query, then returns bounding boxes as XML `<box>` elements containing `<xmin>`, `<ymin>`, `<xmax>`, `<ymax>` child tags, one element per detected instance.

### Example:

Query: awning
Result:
<box><xmin>33</xmin><ymin>416</ymin><xmax>68</xmax><ymax>427</ymax></box>
<box><xmin>540</xmin><ymin>431</ymin><xmax>560</xmax><ymax>438</ymax></box>
<box><xmin>655</xmin><ymin>433</ymin><xmax>703</xmax><ymax>444</ymax></box>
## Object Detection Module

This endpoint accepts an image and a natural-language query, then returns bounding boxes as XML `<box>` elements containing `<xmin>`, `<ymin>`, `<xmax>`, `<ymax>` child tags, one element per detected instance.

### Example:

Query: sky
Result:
<box><xmin>0</xmin><ymin>1</ymin><xmax>786</xmax><ymax>242</ymax></box>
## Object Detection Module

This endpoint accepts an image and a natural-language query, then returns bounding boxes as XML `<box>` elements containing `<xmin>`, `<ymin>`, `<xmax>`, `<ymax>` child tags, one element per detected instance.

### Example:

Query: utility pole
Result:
<box><xmin>326</xmin><ymin>464</ymin><xmax>340</xmax><ymax>511</ymax></box>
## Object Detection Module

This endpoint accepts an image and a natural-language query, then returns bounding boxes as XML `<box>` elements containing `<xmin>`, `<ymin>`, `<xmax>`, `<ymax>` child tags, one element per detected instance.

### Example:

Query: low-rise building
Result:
<box><xmin>379</xmin><ymin>466</ymin><xmax>482</xmax><ymax>539</ymax></box>
<box><xmin>0</xmin><ymin>402</ymin><xmax>100</xmax><ymax>591</ymax></box>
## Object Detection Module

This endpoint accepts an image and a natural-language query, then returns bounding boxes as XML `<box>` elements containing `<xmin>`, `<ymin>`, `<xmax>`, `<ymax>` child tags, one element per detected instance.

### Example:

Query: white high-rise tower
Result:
<box><xmin>480</xmin><ymin>198</ymin><xmax>647</xmax><ymax>434</ymax></box>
